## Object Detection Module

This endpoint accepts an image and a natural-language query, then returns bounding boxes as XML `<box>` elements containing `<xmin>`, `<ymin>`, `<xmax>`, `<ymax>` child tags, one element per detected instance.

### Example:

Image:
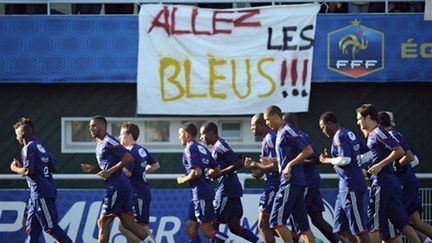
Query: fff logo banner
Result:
<box><xmin>328</xmin><ymin>19</ymin><xmax>384</xmax><ymax>78</ymax></box>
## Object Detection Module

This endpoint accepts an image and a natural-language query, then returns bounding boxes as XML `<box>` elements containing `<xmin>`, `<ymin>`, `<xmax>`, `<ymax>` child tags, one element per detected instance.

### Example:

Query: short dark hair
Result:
<box><xmin>121</xmin><ymin>122</ymin><xmax>140</xmax><ymax>140</ymax></box>
<box><xmin>252</xmin><ymin>113</ymin><xmax>266</xmax><ymax>126</ymax></box>
<box><xmin>283</xmin><ymin>113</ymin><xmax>299</xmax><ymax>127</ymax></box>
<box><xmin>181</xmin><ymin>122</ymin><xmax>197</xmax><ymax>138</ymax></box>
<box><xmin>319</xmin><ymin>111</ymin><xmax>338</xmax><ymax>124</ymax></box>
<box><xmin>264</xmin><ymin>105</ymin><xmax>282</xmax><ymax>118</ymax></box>
<box><xmin>377</xmin><ymin>111</ymin><xmax>394</xmax><ymax>127</ymax></box>
<box><xmin>201</xmin><ymin>121</ymin><xmax>218</xmax><ymax>135</ymax></box>
<box><xmin>356</xmin><ymin>104</ymin><xmax>378</xmax><ymax>121</ymax></box>
<box><xmin>92</xmin><ymin>115</ymin><xmax>107</xmax><ymax>126</ymax></box>
<box><xmin>13</xmin><ymin>117</ymin><xmax>34</xmax><ymax>132</ymax></box>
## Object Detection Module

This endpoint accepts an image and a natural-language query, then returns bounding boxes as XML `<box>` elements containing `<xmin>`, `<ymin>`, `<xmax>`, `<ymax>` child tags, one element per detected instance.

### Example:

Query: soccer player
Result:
<box><xmin>378</xmin><ymin>111</ymin><xmax>432</xmax><ymax>240</ymax></box>
<box><xmin>176</xmin><ymin>122</ymin><xmax>230</xmax><ymax>243</ymax></box>
<box><xmin>10</xmin><ymin>117</ymin><xmax>72</xmax><ymax>243</ymax></box>
<box><xmin>318</xmin><ymin>111</ymin><xmax>371</xmax><ymax>243</ymax></box>
<box><xmin>244</xmin><ymin>113</ymin><xmax>280</xmax><ymax>243</ymax></box>
<box><xmin>284</xmin><ymin>113</ymin><xmax>341</xmax><ymax>243</ymax></box>
<box><xmin>200</xmin><ymin>122</ymin><xmax>261</xmax><ymax>243</ymax></box>
<box><xmin>263</xmin><ymin>105</ymin><xmax>315</xmax><ymax>243</ymax></box>
<box><xmin>81</xmin><ymin>116</ymin><xmax>155</xmax><ymax>243</ymax></box>
<box><xmin>118</xmin><ymin>122</ymin><xmax>160</xmax><ymax>243</ymax></box>
<box><xmin>356</xmin><ymin>104</ymin><xmax>421</xmax><ymax>243</ymax></box>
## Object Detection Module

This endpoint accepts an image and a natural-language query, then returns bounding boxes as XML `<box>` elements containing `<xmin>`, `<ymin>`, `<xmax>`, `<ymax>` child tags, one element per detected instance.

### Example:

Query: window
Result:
<box><xmin>61</xmin><ymin>117</ymin><xmax>260</xmax><ymax>153</ymax></box>
<box><xmin>144</xmin><ymin>121</ymin><xmax>169</xmax><ymax>142</ymax></box>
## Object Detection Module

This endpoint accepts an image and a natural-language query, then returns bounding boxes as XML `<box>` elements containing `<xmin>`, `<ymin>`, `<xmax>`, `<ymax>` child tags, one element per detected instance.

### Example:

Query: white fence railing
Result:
<box><xmin>1</xmin><ymin>173</ymin><xmax>432</xmax><ymax>188</ymax></box>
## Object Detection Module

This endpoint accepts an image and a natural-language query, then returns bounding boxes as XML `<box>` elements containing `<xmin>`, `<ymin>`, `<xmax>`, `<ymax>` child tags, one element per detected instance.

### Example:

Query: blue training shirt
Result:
<box><xmin>261</xmin><ymin>131</ymin><xmax>280</xmax><ymax>191</ymax></box>
<box><xmin>366</xmin><ymin>126</ymin><xmax>401</xmax><ymax>188</ymax></box>
<box><xmin>331</xmin><ymin>128</ymin><xmax>368</xmax><ymax>192</ymax></box>
<box><xmin>126</xmin><ymin>144</ymin><xmax>157</xmax><ymax>194</ymax></box>
<box><xmin>212</xmin><ymin>138</ymin><xmax>243</xmax><ymax>198</ymax></box>
<box><xmin>299</xmin><ymin>130</ymin><xmax>321</xmax><ymax>189</ymax></box>
<box><xmin>96</xmin><ymin>133</ymin><xmax>131</xmax><ymax>190</ymax></box>
<box><xmin>388</xmin><ymin>129</ymin><xmax>418</xmax><ymax>185</ymax></box>
<box><xmin>22</xmin><ymin>137</ymin><xmax>57</xmax><ymax>199</ymax></box>
<box><xmin>182</xmin><ymin>140</ymin><xmax>218</xmax><ymax>201</ymax></box>
<box><xmin>275</xmin><ymin>123</ymin><xmax>308</xmax><ymax>187</ymax></box>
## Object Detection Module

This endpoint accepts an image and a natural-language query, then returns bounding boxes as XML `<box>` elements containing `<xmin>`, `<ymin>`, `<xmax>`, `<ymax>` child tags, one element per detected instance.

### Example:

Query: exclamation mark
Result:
<box><xmin>280</xmin><ymin>59</ymin><xmax>288</xmax><ymax>98</ymax></box>
<box><xmin>291</xmin><ymin>59</ymin><xmax>299</xmax><ymax>96</ymax></box>
<box><xmin>302</xmin><ymin>59</ymin><xmax>309</xmax><ymax>97</ymax></box>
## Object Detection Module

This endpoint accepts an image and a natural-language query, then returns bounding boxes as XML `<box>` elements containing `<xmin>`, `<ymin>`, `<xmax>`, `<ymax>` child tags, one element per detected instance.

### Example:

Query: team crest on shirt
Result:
<box><xmin>198</xmin><ymin>145</ymin><xmax>208</xmax><ymax>155</ymax></box>
<box><xmin>37</xmin><ymin>144</ymin><xmax>46</xmax><ymax>153</ymax></box>
<box><xmin>347</xmin><ymin>131</ymin><xmax>357</xmax><ymax>141</ymax></box>
<box><xmin>138</xmin><ymin>148</ymin><xmax>147</xmax><ymax>158</ymax></box>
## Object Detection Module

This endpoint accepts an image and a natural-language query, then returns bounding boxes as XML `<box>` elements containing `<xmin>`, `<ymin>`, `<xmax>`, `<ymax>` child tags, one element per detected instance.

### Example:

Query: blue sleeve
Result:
<box><xmin>359</xmin><ymin>139</ymin><xmax>370</xmax><ymax>154</ymax></box>
<box><xmin>108</xmin><ymin>143</ymin><xmax>128</xmax><ymax>159</ymax></box>
<box><xmin>334</xmin><ymin>133</ymin><xmax>351</xmax><ymax>158</ymax></box>
<box><xmin>146</xmin><ymin>151</ymin><xmax>157</xmax><ymax>165</ymax></box>
<box><xmin>187</xmin><ymin>145</ymin><xmax>202</xmax><ymax>169</ymax></box>
<box><xmin>47</xmin><ymin>149</ymin><xmax>60</xmax><ymax>168</ymax></box>
<box><xmin>390</xmin><ymin>131</ymin><xmax>410</xmax><ymax>152</ymax></box>
<box><xmin>209</xmin><ymin>156</ymin><xmax>219</xmax><ymax>169</ymax></box>
<box><xmin>125</xmin><ymin>149</ymin><xmax>137</xmax><ymax>172</ymax></box>
<box><xmin>378</xmin><ymin>128</ymin><xmax>400</xmax><ymax>149</ymax></box>
<box><xmin>288</xmin><ymin>133</ymin><xmax>309</xmax><ymax>151</ymax></box>
<box><xmin>23</xmin><ymin>145</ymin><xmax>36</xmax><ymax>171</ymax></box>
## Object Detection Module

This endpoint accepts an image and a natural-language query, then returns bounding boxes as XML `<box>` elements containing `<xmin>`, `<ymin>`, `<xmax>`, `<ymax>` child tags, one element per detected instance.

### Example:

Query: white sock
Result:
<box><xmin>424</xmin><ymin>237</ymin><xmax>432</xmax><ymax>243</ymax></box>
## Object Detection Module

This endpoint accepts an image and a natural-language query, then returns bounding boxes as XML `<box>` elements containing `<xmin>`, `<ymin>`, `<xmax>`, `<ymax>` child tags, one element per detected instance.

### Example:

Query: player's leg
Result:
<box><xmin>269</xmin><ymin>185</ymin><xmax>294</xmax><ymax>242</ymax></box>
<box><xmin>25</xmin><ymin>204</ymin><xmax>43</xmax><ymax>243</ymax></box>
<box><xmin>34</xmin><ymin>198</ymin><xmax>72</xmax><ymax>243</ymax></box>
<box><xmin>97</xmin><ymin>215</ymin><xmax>114</xmax><ymax>243</ymax></box>
<box><xmin>290</xmin><ymin>185</ymin><xmax>314</xmax><ymax>243</ymax></box>
<box><xmin>306</xmin><ymin>187</ymin><xmax>340</xmax><ymax>243</ymax></box>
<box><xmin>119</xmin><ymin>195</ymin><xmax>154</xmax><ymax>243</ymax></box>
<box><xmin>226</xmin><ymin>197</ymin><xmax>260</xmax><ymax>242</ymax></box>
<box><xmin>344</xmin><ymin>191</ymin><xmax>370</xmax><ymax>243</ymax></box>
<box><xmin>258</xmin><ymin>189</ymin><xmax>276</xmax><ymax>243</ymax></box>
<box><xmin>411</xmin><ymin>210</ymin><xmax>432</xmax><ymax>238</ymax></box>
<box><xmin>387</xmin><ymin>187</ymin><xmax>421</xmax><ymax>243</ymax></box>
<box><xmin>258</xmin><ymin>212</ymin><xmax>275</xmax><ymax>243</ymax></box>
<box><xmin>193</xmin><ymin>199</ymin><xmax>230</xmax><ymax>243</ymax></box>
<box><xmin>333</xmin><ymin>192</ymin><xmax>357</xmax><ymax>243</ymax></box>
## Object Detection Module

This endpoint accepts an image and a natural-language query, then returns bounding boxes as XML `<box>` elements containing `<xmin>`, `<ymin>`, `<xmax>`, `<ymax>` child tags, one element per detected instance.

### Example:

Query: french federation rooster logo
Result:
<box><xmin>339</xmin><ymin>29</ymin><xmax>368</xmax><ymax>59</ymax></box>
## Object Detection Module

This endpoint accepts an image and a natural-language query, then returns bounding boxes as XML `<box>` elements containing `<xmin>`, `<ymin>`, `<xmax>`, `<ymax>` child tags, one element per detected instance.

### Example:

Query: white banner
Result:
<box><xmin>137</xmin><ymin>4</ymin><xmax>320</xmax><ymax>115</ymax></box>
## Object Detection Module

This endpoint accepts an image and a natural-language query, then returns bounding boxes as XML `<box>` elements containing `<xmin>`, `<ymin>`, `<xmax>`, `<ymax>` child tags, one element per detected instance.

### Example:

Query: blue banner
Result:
<box><xmin>0</xmin><ymin>14</ymin><xmax>430</xmax><ymax>83</ymax></box>
<box><xmin>0</xmin><ymin>189</ymin><xmax>338</xmax><ymax>243</ymax></box>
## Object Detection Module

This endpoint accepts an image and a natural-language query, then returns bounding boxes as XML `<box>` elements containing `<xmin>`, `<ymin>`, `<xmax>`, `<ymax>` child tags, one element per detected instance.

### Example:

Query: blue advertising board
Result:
<box><xmin>0</xmin><ymin>14</ymin><xmax>430</xmax><ymax>83</ymax></box>
<box><xmin>0</xmin><ymin>189</ymin><xmax>339</xmax><ymax>243</ymax></box>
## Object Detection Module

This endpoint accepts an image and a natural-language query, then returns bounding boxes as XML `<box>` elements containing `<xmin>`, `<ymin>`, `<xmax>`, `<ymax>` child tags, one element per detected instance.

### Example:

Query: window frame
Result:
<box><xmin>61</xmin><ymin>116</ymin><xmax>261</xmax><ymax>153</ymax></box>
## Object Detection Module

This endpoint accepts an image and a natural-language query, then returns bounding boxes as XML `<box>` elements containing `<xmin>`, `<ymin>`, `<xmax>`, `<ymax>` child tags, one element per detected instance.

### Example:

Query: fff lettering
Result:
<box><xmin>336</xmin><ymin>60</ymin><xmax>378</xmax><ymax>69</ymax></box>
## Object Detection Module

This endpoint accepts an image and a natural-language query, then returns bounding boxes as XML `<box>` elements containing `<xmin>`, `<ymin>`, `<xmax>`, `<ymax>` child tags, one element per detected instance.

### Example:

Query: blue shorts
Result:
<box><xmin>333</xmin><ymin>191</ymin><xmax>368</xmax><ymax>235</ymax></box>
<box><xmin>214</xmin><ymin>196</ymin><xmax>243</xmax><ymax>224</ymax></box>
<box><xmin>368</xmin><ymin>185</ymin><xmax>409</xmax><ymax>240</ymax></box>
<box><xmin>401</xmin><ymin>181</ymin><xmax>422</xmax><ymax>216</ymax></box>
<box><xmin>188</xmin><ymin>199</ymin><xmax>215</xmax><ymax>224</ymax></box>
<box><xmin>269</xmin><ymin>184</ymin><xmax>309</xmax><ymax>231</ymax></box>
<box><xmin>101</xmin><ymin>189</ymin><xmax>132</xmax><ymax>217</ymax></box>
<box><xmin>131</xmin><ymin>190</ymin><xmax>151</xmax><ymax>225</ymax></box>
<box><xmin>304</xmin><ymin>187</ymin><xmax>324</xmax><ymax>214</ymax></box>
<box><xmin>259</xmin><ymin>187</ymin><xmax>278</xmax><ymax>215</ymax></box>
<box><xmin>26</xmin><ymin>197</ymin><xmax>72</xmax><ymax>243</ymax></box>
